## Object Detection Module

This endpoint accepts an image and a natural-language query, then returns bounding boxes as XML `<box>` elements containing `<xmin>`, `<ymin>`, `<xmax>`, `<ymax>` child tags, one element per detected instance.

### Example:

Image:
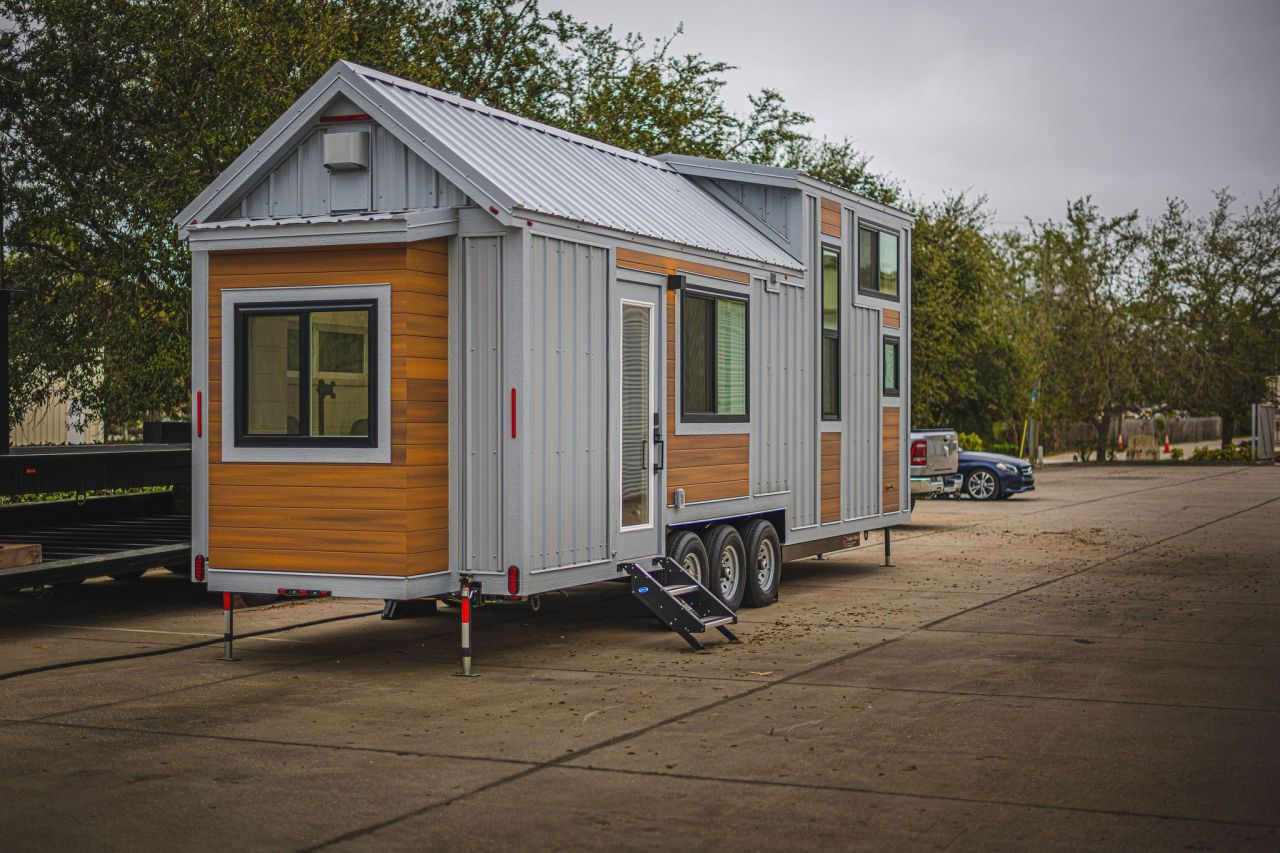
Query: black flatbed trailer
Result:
<box><xmin>0</xmin><ymin>443</ymin><xmax>190</xmax><ymax>496</ymax></box>
<box><xmin>0</xmin><ymin>490</ymin><xmax>190</xmax><ymax>593</ymax></box>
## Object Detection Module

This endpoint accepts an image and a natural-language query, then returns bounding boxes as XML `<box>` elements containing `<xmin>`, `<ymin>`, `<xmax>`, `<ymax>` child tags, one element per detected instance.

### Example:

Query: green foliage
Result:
<box><xmin>1190</xmin><ymin>443</ymin><xmax>1253</xmax><ymax>462</ymax></box>
<box><xmin>988</xmin><ymin>443</ymin><xmax>1019</xmax><ymax>458</ymax></box>
<box><xmin>956</xmin><ymin>432</ymin><xmax>984</xmax><ymax>451</ymax></box>
<box><xmin>909</xmin><ymin>193</ymin><xmax>1031</xmax><ymax>436</ymax></box>
<box><xmin>1169</xmin><ymin>447</ymin><xmax>1184</xmax><ymax>461</ymax></box>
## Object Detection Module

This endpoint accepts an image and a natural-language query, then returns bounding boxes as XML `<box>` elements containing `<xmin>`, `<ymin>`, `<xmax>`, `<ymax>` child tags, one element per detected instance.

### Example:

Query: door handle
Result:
<box><xmin>652</xmin><ymin>412</ymin><xmax>665</xmax><ymax>473</ymax></box>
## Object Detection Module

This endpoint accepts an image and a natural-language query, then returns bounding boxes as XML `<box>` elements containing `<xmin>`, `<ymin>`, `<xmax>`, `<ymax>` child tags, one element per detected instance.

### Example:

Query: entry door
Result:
<box><xmin>616</xmin><ymin>282</ymin><xmax>664</xmax><ymax>559</ymax></box>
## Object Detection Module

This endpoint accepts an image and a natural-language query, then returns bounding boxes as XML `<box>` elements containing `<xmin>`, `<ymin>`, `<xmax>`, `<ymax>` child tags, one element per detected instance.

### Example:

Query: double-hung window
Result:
<box><xmin>821</xmin><ymin>247</ymin><xmax>841</xmax><ymax>420</ymax></box>
<box><xmin>681</xmin><ymin>290</ymin><xmax>748</xmax><ymax>422</ymax></box>
<box><xmin>858</xmin><ymin>224</ymin><xmax>900</xmax><ymax>299</ymax></box>
<box><xmin>235</xmin><ymin>300</ymin><xmax>377</xmax><ymax>446</ymax></box>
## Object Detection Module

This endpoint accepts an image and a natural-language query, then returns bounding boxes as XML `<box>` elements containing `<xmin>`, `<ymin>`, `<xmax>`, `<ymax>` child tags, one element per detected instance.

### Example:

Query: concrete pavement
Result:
<box><xmin>0</xmin><ymin>464</ymin><xmax>1277</xmax><ymax>851</ymax></box>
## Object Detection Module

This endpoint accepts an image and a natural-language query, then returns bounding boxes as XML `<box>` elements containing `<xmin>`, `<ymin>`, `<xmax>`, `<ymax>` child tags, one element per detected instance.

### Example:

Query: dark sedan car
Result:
<box><xmin>958</xmin><ymin>451</ymin><xmax>1036</xmax><ymax>500</ymax></box>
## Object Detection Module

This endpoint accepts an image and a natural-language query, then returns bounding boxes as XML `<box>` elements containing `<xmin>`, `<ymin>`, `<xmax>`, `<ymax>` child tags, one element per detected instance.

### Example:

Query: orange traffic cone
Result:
<box><xmin>1164</xmin><ymin>433</ymin><xmax>1171</xmax><ymax>453</ymax></box>
<box><xmin>1117</xmin><ymin>433</ymin><xmax>1125</xmax><ymax>451</ymax></box>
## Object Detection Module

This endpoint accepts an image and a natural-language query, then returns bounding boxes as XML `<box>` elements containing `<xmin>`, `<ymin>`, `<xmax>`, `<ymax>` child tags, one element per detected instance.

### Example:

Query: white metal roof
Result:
<box><xmin>347</xmin><ymin>64</ymin><xmax>802</xmax><ymax>269</ymax></box>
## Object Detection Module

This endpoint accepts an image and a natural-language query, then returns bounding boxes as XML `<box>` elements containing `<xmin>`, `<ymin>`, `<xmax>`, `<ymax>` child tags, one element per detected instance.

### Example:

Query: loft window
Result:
<box><xmin>821</xmin><ymin>246</ymin><xmax>841</xmax><ymax>420</ymax></box>
<box><xmin>681</xmin><ymin>290</ymin><xmax>748</xmax><ymax>422</ymax></box>
<box><xmin>235</xmin><ymin>300</ymin><xmax>376</xmax><ymax>446</ymax></box>
<box><xmin>883</xmin><ymin>335</ymin><xmax>901</xmax><ymax>397</ymax></box>
<box><xmin>858</xmin><ymin>224</ymin><xmax>900</xmax><ymax>298</ymax></box>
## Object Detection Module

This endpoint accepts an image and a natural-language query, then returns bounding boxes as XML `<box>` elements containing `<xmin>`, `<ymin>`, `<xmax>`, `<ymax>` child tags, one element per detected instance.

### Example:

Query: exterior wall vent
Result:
<box><xmin>323</xmin><ymin>131</ymin><xmax>370</xmax><ymax>172</ymax></box>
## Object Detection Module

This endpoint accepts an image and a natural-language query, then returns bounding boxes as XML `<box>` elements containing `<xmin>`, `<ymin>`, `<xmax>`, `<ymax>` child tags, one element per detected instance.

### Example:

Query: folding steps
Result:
<box><xmin>619</xmin><ymin>556</ymin><xmax>740</xmax><ymax>652</ymax></box>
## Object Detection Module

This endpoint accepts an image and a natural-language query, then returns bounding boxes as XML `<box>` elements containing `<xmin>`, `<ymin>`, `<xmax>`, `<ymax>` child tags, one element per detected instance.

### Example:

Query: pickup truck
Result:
<box><xmin>910</xmin><ymin>428</ymin><xmax>961</xmax><ymax>507</ymax></box>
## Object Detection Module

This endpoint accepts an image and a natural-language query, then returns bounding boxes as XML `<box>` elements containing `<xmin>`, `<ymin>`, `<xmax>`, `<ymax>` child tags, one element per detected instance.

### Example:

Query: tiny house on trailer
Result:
<box><xmin>176</xmin><ymin>61</ymin><xmax>914</xmax><ymax>651</ymax></box>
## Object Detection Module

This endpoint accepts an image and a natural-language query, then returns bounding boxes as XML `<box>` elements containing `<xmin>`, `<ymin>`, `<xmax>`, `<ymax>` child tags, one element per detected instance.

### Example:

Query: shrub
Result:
<box><xmin>1190</xmin><ymin>443</ymin><xmax>1252</xmax><ymax>462</ymax></box>
<box><xmin>988</xmin><ymin>443</ymin><xmax>1020</xmax><ymax>457</ymax></box>
<box><xmin>957</xmin><ymin>432</ymin><xmax>984</xmax><ymax>451</ymax></box>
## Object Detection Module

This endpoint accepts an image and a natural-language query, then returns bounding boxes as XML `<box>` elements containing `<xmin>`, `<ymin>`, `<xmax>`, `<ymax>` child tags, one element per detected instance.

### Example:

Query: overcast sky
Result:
<box><xmin>554</xmin><ymin>0</ymin><xmax>1280</xmax><ymax>226</ymax></box>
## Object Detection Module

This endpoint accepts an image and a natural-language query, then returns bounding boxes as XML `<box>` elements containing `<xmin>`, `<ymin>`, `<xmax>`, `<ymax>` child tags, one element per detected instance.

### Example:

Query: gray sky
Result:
<box><xmin>553</xmin><ymin>0</ymin><xmax>1280</xmax><ymax>225</ymax></box>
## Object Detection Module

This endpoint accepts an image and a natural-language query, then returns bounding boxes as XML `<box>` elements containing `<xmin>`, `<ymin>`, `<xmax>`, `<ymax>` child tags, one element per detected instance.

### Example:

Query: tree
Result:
<box><xmin>1</xmin><ymin>0</ymin><xmax>816</xmax><ymax>430</ymax></box>
<box><xmin>1148</xmin><ymin>190</ymin><xmax>1280</xmax><ymax>445</ymax></box>
<box><xmin>909</xmin><ymin>193</ymin><xmax>1030</xmax><ymax>436</ymax></box>
<box><xmin>1015</xmin><ymin>199</ymin><xmax>1163</xmax><ymax>461</ymax></box>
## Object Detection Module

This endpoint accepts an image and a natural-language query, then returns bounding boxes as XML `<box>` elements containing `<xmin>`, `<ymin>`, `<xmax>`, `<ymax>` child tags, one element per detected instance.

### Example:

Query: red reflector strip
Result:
<box><xmin>319</xmin><ymin>113</ymin><xmax>371</xmax><ymax>123</ymax></box>
<box><xmin>510</xmin><ymin>388</ymin><xmax>517</xmax><ymax>438</ymax></box>
<box><xmin>277</xmin><ymin>588</ymin><xmax>332</xmax><ymax>598</ymax></box>
<box><xmin>196</xmin><ymin>391</ymin><xmax>203</xmax><ymax>438</ymax></box>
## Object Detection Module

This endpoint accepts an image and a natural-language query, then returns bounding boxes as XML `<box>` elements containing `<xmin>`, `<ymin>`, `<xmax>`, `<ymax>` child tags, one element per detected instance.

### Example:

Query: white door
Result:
<box><xmin>616</xmin><ymin>282</ymin><xmax>663</xmax><ymax>559</ymax></box>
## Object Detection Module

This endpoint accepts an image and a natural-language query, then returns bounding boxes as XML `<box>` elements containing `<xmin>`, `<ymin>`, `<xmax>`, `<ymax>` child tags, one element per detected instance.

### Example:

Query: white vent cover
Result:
<box><xmin>323</xmin><ymin>131</ymin><xmax>370</xmax><ymax>172</ymax></box>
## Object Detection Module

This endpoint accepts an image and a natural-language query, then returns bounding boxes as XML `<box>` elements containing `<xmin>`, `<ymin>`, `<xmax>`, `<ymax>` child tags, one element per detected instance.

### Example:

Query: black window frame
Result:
<box><xmin>882</xmin><ymin>334</ymin><xmax>901</xmax><ymax>398</ymax></box>
<box><xmin>234</xmin><ymin>299</ymin><xmax>378</xmax><ymax>448</ymax></box>
<box><xmin>821</xmin><ymin>245</ymin><xmax>841</xmax><ymax>421</ymax></box>
<box><xmin>680</xmin><ymin>288</ymin><xmax>750</xmax><ymax>424</ymax></box>
<box><xmin>857</xmin><ymin>222</ymin><xmax>901</xmax><ymax>301</ymax></box>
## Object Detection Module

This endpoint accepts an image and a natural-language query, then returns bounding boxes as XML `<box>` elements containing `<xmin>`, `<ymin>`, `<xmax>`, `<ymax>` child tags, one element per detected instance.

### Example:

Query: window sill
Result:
<box><xmin>674</xmin><ymin>419</ymin><xmax>751</xmax><ymax>437</ymax></box>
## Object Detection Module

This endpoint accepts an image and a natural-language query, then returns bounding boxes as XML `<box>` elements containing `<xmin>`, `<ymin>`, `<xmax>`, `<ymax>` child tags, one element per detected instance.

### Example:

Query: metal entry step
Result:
<box><xmin>619</xmin><ymin>556</ymin><xmax>740</xmax><ymax>652</ymax></box>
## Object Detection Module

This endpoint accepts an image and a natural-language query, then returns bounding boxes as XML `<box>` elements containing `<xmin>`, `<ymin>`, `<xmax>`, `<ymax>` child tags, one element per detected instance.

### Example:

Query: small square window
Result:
<box><xmin>858</xmin><ymin>225</ymin><xmax>899</xmax><ymax>299</ymax></box>
<box><xmin>236</xmin><ymin>301</ymin><xmax>377</xmax><ymax>446</ymax></box>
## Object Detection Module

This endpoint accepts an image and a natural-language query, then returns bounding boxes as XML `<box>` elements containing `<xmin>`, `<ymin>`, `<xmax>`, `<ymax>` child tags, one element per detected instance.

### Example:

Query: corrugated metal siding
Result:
<box><xmin>706</xmin><ymin>178</ymin><xmax>800</xmax><ymax>250</ymax></box>
<box><xmin>752</xmin><ymin>279</ymin><xmax>806</xmax><ymax>498</ymax></box>
<box><xmin>848</xmin><ymin>306</ymin><xmax>881</xmax><ymax>519</ymax></box>
<box><xmin>525</xmin><ymin>236</ymin><xmax>611</xmax><ymax>570</ymax></box>
<box><xmin>358</xmin><ymin>72</ymin><xmax>799</xmax><ymax>270</ymax></box>
<box><xmin>224</xmin><ymin>127</ymin><xmax>463</xmax><ymax>220</ymax></box>
<box><xmin>463</xmin><ymin>237</ymin><xmax>503</xmax><ymax>574</ymax></box>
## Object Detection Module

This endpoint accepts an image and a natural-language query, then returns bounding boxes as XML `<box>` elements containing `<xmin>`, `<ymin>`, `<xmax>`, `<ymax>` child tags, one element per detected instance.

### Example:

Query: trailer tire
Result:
<box><xmin>741</xmin><ymin>519</ymin><xmax>780</xmax><ymax>607</ymax></box>
<box><xmin>667</xmin><ymin>530</ymin><xmax>710</xmax><ymax>588</ymax></box>
<box><xmin>702</xmin><ymin>525</ymin><xmax>747</xmax><ymax>611</ymax></box>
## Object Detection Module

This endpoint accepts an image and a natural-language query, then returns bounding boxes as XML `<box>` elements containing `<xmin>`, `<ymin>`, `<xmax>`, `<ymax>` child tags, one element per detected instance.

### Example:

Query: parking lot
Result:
<box><xmin>1</xmin><ymin>464</ymin><xmax>1277</xmax><ymax>851</ymax></box>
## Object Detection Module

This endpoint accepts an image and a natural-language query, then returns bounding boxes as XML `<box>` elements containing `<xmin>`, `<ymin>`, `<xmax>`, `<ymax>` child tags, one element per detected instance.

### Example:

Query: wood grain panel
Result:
<box><xmin>617</xmin><ymin>247</ymin><xmax>750</xmax><ymax>284</ymax></box>
<box><xmin>206</xmin><ymin>239</ymin><xmax>449</xmax><ymax>576</ymax></box>
<box><xmin>658</xmin><ymin>288</ymin><xmax>750</xmax><ymax>505</ymax></box>
<box><xmin>821</xmin><ymin>431</ymin><xmax>842</xmax><ymax>523</ymax></box>
<box><xmin>820</xmin><ymin>198</ymin><xmax>842</xmax><ymax>238</ymax></box>
<box><xmin>883</xmin><ymin>309</ymin><xmax>901</xmax><ymax>329</ymax></box>
<box><xmin>882</xmin><ymin>406</ymin><xmax>901</xmax><ymax>512</ymax></box>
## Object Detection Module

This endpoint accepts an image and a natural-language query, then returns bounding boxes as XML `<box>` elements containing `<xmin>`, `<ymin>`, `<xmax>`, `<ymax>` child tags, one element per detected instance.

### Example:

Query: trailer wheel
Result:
<box><xmin>667</xmin><ymin>530</ymin><xmax>710</xmax><ymax>588</ymax></box>
<box><xmin>702</xmin><ymin>525</ymin><xmax>746</xmax><ymax>611</ymax></box>
<box><xmin>741</xmin><ymin>519</ymin><xmax>780</xmax><ymax>607</ymax></box>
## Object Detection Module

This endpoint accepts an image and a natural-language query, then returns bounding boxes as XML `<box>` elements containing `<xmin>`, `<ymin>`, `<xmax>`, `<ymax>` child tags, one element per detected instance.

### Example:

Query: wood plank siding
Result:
<box><xmin>820</xmin><ymin>198</ymin><xmax>842</xmax><ymax>238</ymax></box>
<box><xmin>821</xmin><ymin>431</ymin><xmax>842</xmax><ymax>523</ymax></box>
<box><xmin>207</xmin><ymin>240</ymin><xmax>449</xmax><ymax>576</ymax></box>
<box><xmin>616</xmin><ymin>247</ymin><xmax>751</xmax><ymax>284</ymax></box>
<box><xmin>883</xmin><ymin>308</ymin><xmax>901</xmax><ymax>329</ymax></box>
<box><xmin>662</xmin><ymin>287</ymin><xmax>750</xmax><ymax>506</ymax></box>
<box><xmin>882</xmin><ymin>407</ymin><xmax>901</xmax><ymax>511</ymax></box>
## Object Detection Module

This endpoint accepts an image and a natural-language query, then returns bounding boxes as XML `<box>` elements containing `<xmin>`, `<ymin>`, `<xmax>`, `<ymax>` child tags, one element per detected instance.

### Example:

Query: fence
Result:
<box><xmin>1046</xmin><ymin>416</ymin><xmax>1221</xmax><ymax>456</ymax></box>
<box><xmin>9</xmin><ymin>388</ymin><xmax>104</xmax><ymax>447</ymax></box>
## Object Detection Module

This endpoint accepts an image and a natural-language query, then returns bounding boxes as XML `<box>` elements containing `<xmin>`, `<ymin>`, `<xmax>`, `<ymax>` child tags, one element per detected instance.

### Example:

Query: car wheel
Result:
<box><xmin>740</xmin><ymin>519</ymin><xmax>780</xmax><ymax>607</ymax></box>
<box><xmin>965</xmin><ymin>468</ymin><xmax>1000</xmax><ymax>501</ymax></box>
<box><xmin>702</xmin><ymin>525</ymin><xmax>747</xmax><ymax>611</ymax></box>
<box><xmin>666</xmin><ymin>530</ymin><xmax>710</xmax><ymax>588</ymax></box>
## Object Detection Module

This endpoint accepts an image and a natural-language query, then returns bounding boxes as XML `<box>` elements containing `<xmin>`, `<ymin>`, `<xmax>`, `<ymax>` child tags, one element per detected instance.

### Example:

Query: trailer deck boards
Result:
<box><xmin>0</xmin><ymin>495</ymin><xmax>190</xmax><ymax>592</ymax></box>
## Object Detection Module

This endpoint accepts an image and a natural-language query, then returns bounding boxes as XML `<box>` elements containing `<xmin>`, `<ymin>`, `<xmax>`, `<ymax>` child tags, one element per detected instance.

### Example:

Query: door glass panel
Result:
<box><xmin>621</xmin><ymin>303</ymin><xmax>651</xmax><ymax>528</ymax></box>
<box><xmin>310</xmin><ymin>309</ymin><xmax>370</xmax><ymax>437</ymax></box>
<box><xmin>245</xmin><ymin>313</ymin><xmax>301</xmax><ymax>435</ymax></box>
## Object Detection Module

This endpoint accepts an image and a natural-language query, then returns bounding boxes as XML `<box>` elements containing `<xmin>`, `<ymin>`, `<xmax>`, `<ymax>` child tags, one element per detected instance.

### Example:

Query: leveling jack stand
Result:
<box><xmin>454</xmin><ymin>579</ymin><xmax>481</xmax><ymax>677</ymax></box>
<box><xmin>217</xmin><ymin>591</ymin><xmax>238</xmax><ymax>661</ymax></box>
<box><xmin>882</xmin><ymin>528</ymin><xmax>894</xmax><ymax>568</ymax></box>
